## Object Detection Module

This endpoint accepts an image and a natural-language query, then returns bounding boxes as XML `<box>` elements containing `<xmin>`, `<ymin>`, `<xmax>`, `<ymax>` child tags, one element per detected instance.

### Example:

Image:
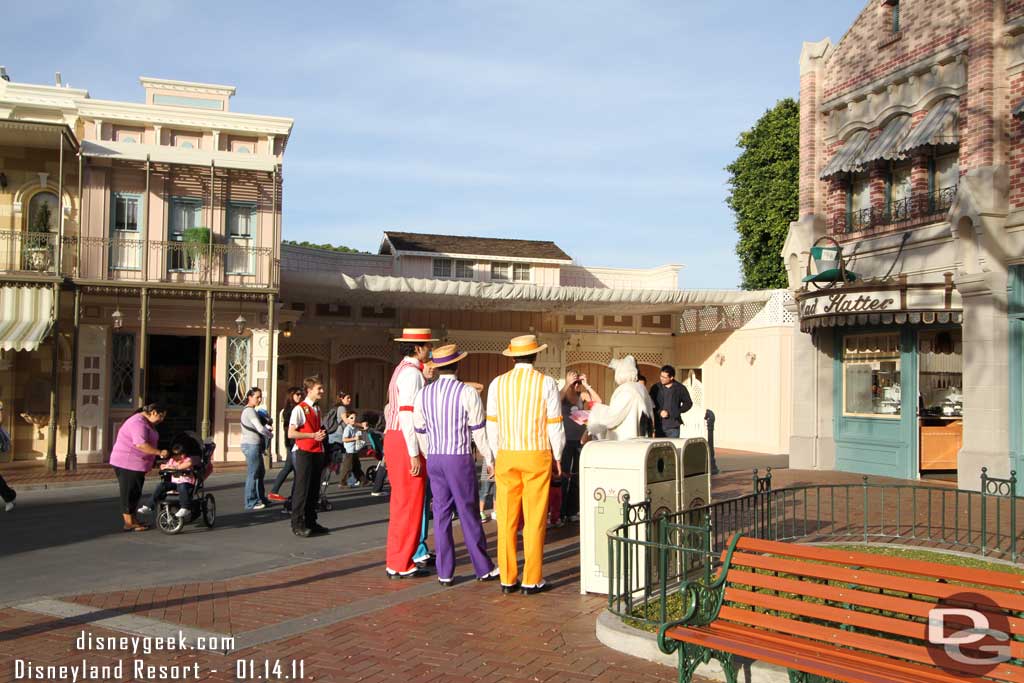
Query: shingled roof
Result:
<box><xmin>381</xmin><ymin>231</ymin><xmax>572</xmax><ymax>262</ymax></box>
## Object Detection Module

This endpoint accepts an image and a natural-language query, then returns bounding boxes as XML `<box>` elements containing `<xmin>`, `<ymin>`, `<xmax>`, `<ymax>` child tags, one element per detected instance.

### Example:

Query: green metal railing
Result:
<box><xmin>608</xmin><ymin>468</ymin><xmax>1022</xmax><ymax>626</ymax></box>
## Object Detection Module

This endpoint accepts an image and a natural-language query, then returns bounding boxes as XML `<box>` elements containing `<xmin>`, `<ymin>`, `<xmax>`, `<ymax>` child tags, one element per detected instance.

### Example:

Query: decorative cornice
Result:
<box><xmin>139</xmin><ymin>77</ymin><xmax>236</xmax><ymax>98</ymax></box>
<box><xmin>77</xmin><ymin>99</ymin><xmax>292</xmax><ymax>136</ymax></box>
<box><xmin>824</xmin><ymin>50</ymin><xmax>967</xmax><ymax>142</ymax></box>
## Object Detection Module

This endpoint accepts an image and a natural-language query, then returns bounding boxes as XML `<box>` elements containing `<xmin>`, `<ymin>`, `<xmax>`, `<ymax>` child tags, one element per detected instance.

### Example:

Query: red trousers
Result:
<box><xmin>384</xmin><ymin>430</ymin><xmax>426</xmax><ymax>573</ymax></box>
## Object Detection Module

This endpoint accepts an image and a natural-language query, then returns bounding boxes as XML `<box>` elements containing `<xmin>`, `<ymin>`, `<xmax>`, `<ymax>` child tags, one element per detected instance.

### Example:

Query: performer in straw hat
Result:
<box><xmin>384</xmin><ymin>328</ymin><xmax>437</xmax><ymax>578</ymax></box>
<box><xmin>412</xmin><ymin>343</ymin><xmax>500</xmax><ymax>585</ymax></box>
<box><xmin>486</xmin><ymin>335</ymin><xmax>565</xmax><ymax>594</ymax></box>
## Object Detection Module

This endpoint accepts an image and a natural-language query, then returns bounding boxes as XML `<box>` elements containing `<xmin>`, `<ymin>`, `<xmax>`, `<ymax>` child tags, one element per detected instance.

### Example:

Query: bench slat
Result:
<box><xmin>736</xmin><ymin>537</ymin><xmax>1024</xmax><ymax>593</ymax></box>
<box><xmin>716</xmin><ymin>606</ymin><xmax>1024</xmax><ymax>683</ymax></box>
<box><xmin>666</xmin><ymin>622</ymin><xmax>991</xmax><ymax>683</ymax></box>
<box><xmin>723</xmin><ymin>587</ymin><xmax>1024</xmax><ymax>660</ymax></box>
<box><xmin>729</xmin><ymin>551</ymin><xmax>1024</xmax><ymax>612</ymax></box>
<box><xmin>727</xmin><ymin>568</ymin><xmax>1024</xmax><ymax>635</ymax></box>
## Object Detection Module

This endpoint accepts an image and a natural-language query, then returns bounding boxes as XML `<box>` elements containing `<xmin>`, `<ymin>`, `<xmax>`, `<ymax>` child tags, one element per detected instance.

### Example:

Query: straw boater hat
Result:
<box><xmin>428</xmin><ymin>343</ymin><xmax>468</xmax><ymax>369</ymax></box>
<box><xmin>502</xmin><ymin>334</ymin><xmax>548</xmax><ymax>357</ymax></box>
<box><xmin>393</xmin><ymin>328</ymin><xmax>439</xmax><ymax>343</ymax></box>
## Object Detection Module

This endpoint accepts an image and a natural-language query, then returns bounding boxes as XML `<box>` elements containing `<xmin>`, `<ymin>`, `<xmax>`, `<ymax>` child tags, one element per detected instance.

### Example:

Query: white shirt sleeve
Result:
<box><xmin>412</xmin><ymin>391</ymin><xmax>429</xmax><ymax>458</ymax></box>
<box><xmin>463</xmin><ymin>384</ymin><xmax>493</xmax><ymax>465</ymax></box>
<box><xmin>289</xmin><ymin>405</ymin><xmax>306</xmax><ymax>429</ymax></box>
<box><xmin>485</xmin><ymin>377</ymin><xmax>500</xmax><ymax>458</ymax></box>
<box><xmin>544</xmin><ymin>376</ymin><xmax>566</xmax><ymax>462</ymax></box>
<box><xmin>396</xmin><ymin>365</ymin><xmax>423</xmax><ymax>457</ymax></box>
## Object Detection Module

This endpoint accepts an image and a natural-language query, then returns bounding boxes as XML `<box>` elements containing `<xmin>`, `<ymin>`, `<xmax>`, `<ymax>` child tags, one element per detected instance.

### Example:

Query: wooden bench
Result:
<box><xmin>656</xmin><ymin>535</ymin><xmax>1024</xmax><ymax>683</ymax></box>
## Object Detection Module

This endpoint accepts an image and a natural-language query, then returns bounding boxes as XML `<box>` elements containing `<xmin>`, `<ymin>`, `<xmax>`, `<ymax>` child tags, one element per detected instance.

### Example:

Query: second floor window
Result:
<box><xmin>433</xmin><ymin>258</ymin><xmax>452</xmax><ymax>278</ymax></box>
<box><xmin>513</xmin><ymin>263</ymin><xmax>531</xmax><ymax>282</ymax></box>
<box><xmin>491</xmin><ymin>262</ymin><xmax>510</xmax><ymax>281</ymax></box>
<box><xmin>887</xmin><ymin>162</ymin><xmax>912</xmax><ymax>221</ymax></box>
<box><xmin>454</xmin><ymin>260</ymin><xmax>474</xmax><ymax>279</ymax></box>
<box><xmin>847</xmin><ymin>173</ymin><xmax>871</xmax><ymax>231</ymax></box>
<box><xmin>931</xmin><ymin>152</ymin><xmax>958</xmax><ymax>193</ymax></box>
<box><xmin>226</xmin><ymin>203</ymin><xmax>257</xmax><ymax>275</ymax></box>
<box><xmin>110</xmin><ymin>193</ymin><xmax>142</xmax><ymax>270</ymax></box>
<box><xmin>168</xmin><ymin>198</ymin><xmax>203</xmax><ymax>271</ymax></box>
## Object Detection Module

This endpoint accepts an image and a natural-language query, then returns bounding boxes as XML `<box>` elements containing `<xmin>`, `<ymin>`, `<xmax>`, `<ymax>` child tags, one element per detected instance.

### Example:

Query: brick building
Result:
<box><xmin>783</xmin><ymin>0</ymin><xmax>1024</xmax><ymax>491</ymax></box>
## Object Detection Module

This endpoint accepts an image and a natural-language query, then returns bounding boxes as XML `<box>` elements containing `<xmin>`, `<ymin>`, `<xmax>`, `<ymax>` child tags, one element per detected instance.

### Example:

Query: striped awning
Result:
<box><xmin>0</xmin><ymin>286</ymin><xmax>55</xmax><ymax>352</ymax></box>
<box><xmin>897</xmin><ymin>97</ymin><xmax>959</xmax><ymax>155</ymax></box>
<box><xmin>859</xmin><ymin>115</ymin><xmax>912</xmax><ymax>164</ymax></box>
<box><xmin>819</xmin><ymin>129</ymin><xmax>870</xmax><ymax>179</ymax></box>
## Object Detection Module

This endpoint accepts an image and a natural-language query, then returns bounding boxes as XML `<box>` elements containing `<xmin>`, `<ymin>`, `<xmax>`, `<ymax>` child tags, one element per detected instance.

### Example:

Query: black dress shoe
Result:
<box><xmin>521</xmin><ymin>582</ymin><xmax>548</xmax><ymax>595</ymax></box>
<box><xmin>292</xmin><ymin>528</ymin><xmax>312</xmax><ymax>538</ymax></box>
<box><xmin>414</xmin><ymin>554</ymin><xmax>435</xmax><ymax>568</ymax></box>
<box><xmin>386</xmin><ymin>571</ymin><xmax>401</xmax><ymax>580</ymax></box>
<box><xmin>399</xmin><ymin>567</ymin><xmax>431</xmax><ymax>579</ymax></box>
<box><xmin>438</xmin><ymin>579</ymin><xmax>454</xmax><ymax>587</ymax></box>
<box><xmin>501</xmin><ymin>583</ymin><xmax>520</xmax><ymax>594</ymax></box>
<box><xmin>310</xmin><ymin>524</ymin><xmax>330</xmax><ymax>535</ymax></box>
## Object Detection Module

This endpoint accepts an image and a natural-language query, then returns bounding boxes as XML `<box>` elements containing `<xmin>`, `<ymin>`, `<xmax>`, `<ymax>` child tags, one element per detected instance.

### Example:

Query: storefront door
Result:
<box><xmin>834</xmin><ymin>328</ymin><xmax>918</xmax><ymax>479</ymax></box>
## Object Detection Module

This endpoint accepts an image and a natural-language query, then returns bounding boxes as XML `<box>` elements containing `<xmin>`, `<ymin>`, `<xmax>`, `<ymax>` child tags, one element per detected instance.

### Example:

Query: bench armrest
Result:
<box><xmin>657</xmin><ymin>533</ymin><xmax>743</xmax><ymax>654</ymax></box>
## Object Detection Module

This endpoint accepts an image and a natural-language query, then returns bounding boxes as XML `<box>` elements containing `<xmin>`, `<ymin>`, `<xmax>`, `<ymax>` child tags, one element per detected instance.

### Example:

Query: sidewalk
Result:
<box><xmin>0</xmin><ymin>460</ymin><xmax>250</xmax><ymax>489</ymax></box>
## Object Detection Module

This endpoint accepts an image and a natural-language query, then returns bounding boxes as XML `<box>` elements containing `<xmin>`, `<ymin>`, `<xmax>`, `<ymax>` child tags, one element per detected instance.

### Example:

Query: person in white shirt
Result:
<box><xmin>286</xmin><ymin>377</ymin><xmax>328</xmax><ymax>538</ymax></box>
<box><xmin>383</xmin><ymin>329</ymin><xmax>437</xmax><ymax>578</ymax></box>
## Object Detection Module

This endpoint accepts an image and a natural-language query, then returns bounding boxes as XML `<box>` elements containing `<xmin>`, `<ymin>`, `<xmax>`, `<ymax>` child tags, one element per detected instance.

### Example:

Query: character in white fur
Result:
<box><xmin>586</xmin><ymin>356</ymin><xmax>655</xmax><ymax>441</ymax></box>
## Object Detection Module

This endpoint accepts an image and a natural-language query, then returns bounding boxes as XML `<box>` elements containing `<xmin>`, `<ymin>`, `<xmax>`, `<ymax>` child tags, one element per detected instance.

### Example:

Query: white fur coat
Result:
<box><xmin>587</xmin><ymin>356</ymin><xmax>655</xmax><ymax>441</ymax></box>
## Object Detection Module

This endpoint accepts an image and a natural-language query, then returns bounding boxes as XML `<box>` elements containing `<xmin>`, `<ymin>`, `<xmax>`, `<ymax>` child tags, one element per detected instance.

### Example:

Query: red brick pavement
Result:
<box><xmin>0</xmin><ymin>527</ymin><xmax>687</xmax><ymax>683</ymax></box>
<box><xmin>1</xmin><ymin>461</ymin><xmax>249</xmax><ymax>487</ymax></box>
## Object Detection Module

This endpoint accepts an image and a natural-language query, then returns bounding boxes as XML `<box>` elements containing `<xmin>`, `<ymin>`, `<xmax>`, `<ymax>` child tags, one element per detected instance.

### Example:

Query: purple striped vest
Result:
<box><xmin>418</xmin><ymin>378</ymin><xmax>475</xmax><ymax>456</ymax></box>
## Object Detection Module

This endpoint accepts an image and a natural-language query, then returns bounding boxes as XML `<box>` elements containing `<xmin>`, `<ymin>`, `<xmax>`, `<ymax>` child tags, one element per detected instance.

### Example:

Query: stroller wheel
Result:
<box><xmin>202</xmin><ymin>494</ymin><xmax>217</xmax><ymax>528</ymax></box>
<box><xmin>366</xmin><ymin>464</ymin><xmax>378</xmax><ymax>480</ymax></box>
<box><xmin>319</xmin><ymin>497</ymin><xmax>333</xmax><ymax>512</ymax></box>
<box><xmin>157</xmin><ymin>504</ymin><xmax>185</xmax><ymax>535</ymax></box>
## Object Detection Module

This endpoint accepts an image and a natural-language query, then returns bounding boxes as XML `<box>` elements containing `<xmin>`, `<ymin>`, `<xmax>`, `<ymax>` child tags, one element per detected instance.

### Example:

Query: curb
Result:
<box><xmin>595</xmin><ymin>610</ymin><xmax>790</xmax><ymax>683</ymax></box>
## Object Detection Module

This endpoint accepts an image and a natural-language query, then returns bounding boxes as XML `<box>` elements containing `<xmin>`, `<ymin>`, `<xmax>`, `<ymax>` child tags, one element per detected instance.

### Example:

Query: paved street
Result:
<box><xmin>0</xmin><ymin>453</ymin><xmax>792</xmax><ymax>683</ymax></box>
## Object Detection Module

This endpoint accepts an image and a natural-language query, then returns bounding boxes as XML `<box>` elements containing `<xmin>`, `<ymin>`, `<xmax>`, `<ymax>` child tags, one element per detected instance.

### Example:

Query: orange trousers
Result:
<box><xmin>384</xmin><ymin>430</ymin><xmax>426</xmax><ymax>574</ymax></box>
<box><xmin>495</xmin><ymin>449</ymin><xmax>551</xmax><ymax>587</ymax></box>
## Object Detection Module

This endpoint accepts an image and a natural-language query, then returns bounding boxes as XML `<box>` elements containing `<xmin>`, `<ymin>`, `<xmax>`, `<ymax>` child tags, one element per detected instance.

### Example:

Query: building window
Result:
<box><xmin>433</xmin><ymin>258</ymin><xmax>452</xmax><ymax>278</ymax></box>
<box><xmin>890</xmin><ymin>0</ymin><xmax>900</xmax><ymax>32</ymax></box>
<box><xmin>490</xmin><ymin>262</ymin><xmax>510</xmax><ymax>281</ymax></box>
<box><xmin>236</xmin><ymin>145</ymin><xmax>251</xmax><ymax>154</ymax></box>
<box><xmin>930</xmin><ymin>152</ymin><xmax>959</xmax><ymax>192</ymax></box>
<box><xmin>846</xmin><ymin>172</ymin><xmax>871</xmax><ymax>231</ymax></box>
<box><xmin>887</xmin><ymin>162</ymin><xmax>913</xmax><ymax>221</ymax></box>
<box><xmin>110</xmin><ymin>193</ymin><xmax>143</xmax><ymax>270</ymax></box>
<box><xmin>226</xmin><ymin>202</ymin><xmax>257</xmax><ymax>275</ymax></box>
<box><xmin>513</xmin><ymin>263</ymin><xmax>531</xmax><ymax>282</ymax></box>
<box><xmin>226</xmin><ymin>336</ymin><xmax>250</xmax><ymax>407</ymax></box>
<box><xmin>842</xmin><ymin>333</ymin><xmax>901</xmax><ymax>417</ymax></box>
<box><xmin>168</xmin><ymin>197</ymin><xmax>203</xmax><ymax>271</ymax></box>
<box><xmin>111</xmin><ymin>333</ymin><xmax>135</xmax><ymax>406</ymax></box>
<box><xmin>919</xmin><ymin>329</ymin><xmax>962</xmax><ymax>418</ymax></box>
<box><xmin>454</xmin><ymin>259</ymin><xmax>474</xmax><ymax>279</ymax></box>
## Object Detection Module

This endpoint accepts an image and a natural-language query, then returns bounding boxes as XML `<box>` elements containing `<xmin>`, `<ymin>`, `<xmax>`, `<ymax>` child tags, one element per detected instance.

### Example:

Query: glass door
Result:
<box><xmin>918</xmin><ymin>329</ymin><xmax>963</xmax><ymax>473</ymax></box>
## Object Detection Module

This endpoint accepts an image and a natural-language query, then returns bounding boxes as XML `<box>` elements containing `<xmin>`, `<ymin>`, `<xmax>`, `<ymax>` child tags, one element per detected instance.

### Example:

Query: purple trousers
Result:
<box><xmin>427</xmin><ymin>453</ymin><xmax>494</xmax><ymax>581</ymax></box>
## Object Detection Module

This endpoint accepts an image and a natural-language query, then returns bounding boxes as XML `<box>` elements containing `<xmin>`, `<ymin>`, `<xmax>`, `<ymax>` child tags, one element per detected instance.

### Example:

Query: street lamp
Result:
<box><xmin>111</xmin><ymin>293</ymin><xmax>123</xmax><ymax>329</ymax></box>
<box><xmin>282</xmin><ymin>321</ymin><xmax>293</xmax><ymax>338</ymax></box>
<box><xmin>234</xmin><ymin>301</ymin><xmax>247</xmax><ymax>335</ymax></box>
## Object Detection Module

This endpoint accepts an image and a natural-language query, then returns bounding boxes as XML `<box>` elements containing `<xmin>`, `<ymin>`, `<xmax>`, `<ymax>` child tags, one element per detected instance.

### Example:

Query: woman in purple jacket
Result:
<box><xmin>110</xmin><ymin>402</ymin><xmax>168</xmax><ymax>531</ymax></box>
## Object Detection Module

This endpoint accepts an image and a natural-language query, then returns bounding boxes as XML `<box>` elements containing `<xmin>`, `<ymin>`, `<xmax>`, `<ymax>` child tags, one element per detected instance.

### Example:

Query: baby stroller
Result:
<box><xmin>363</xmin><ymin>428</ymin><xmax>384</xmax><ymax>483</ymax></box>
<box><xmin>155</xmin><ymin>431</ymin><xmax>217</xmax><ymax>535</ymax></box>
<box><xmin>316</xmin><ymin>445</ymin><xmax>345</xmax><ymax>512</ymax></box>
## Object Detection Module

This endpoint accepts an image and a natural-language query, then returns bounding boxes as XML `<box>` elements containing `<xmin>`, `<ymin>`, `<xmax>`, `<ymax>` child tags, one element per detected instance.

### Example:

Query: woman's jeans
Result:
<box><xmin>271</xmin><ymin>450</ymin><xmax>296</xmax><ymax>495</ymax></box>
<box><xmin>242</xmin><ymin>442</ymin><xmax>266</xmax><ymax>509</ymax></box>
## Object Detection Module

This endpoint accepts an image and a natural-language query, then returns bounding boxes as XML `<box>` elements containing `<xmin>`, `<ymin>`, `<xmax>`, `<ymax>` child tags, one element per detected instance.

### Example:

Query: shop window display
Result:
<box><xmin>843</xmin><ymin>333</ymin><xmax>901</xmax><ymax>417</ymax></box>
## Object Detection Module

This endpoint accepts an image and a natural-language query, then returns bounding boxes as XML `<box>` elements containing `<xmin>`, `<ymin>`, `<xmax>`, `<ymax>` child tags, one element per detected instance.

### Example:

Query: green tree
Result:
<box><xmin>282</xmin><ymin>239</ymin><xmax>364</xmax><ymax>254</ymax></box>
<box><xmin>725</xmin><ymin>98</ymin><xmax>799</xmax><ymax>289</ymax></box>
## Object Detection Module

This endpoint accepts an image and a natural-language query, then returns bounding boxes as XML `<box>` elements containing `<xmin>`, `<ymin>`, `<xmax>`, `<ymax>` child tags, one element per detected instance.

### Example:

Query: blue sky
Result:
<box><xmin>4</xmin><ymin>1</ymin><xmax>864</xmax><ymax>289</ymax></box>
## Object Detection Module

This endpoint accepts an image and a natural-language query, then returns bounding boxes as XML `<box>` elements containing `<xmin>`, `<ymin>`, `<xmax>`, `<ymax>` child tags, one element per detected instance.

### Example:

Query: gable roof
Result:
<box><xmin>381</xmin><ymin>231</ymin><xmax>572</xmax><ymax>263</ymax></box>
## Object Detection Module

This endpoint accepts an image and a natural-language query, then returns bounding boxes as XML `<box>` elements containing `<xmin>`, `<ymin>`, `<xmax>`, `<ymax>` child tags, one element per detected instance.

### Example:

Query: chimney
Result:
<box><xmin>55</xmin><ymin>71</ymin><xmax>62</xmax><ymax>87</ymax></box>
<box><xmin>0</xmin><ymin>67</ymin><xmax>9</xmax><ymax>82</ymax></box>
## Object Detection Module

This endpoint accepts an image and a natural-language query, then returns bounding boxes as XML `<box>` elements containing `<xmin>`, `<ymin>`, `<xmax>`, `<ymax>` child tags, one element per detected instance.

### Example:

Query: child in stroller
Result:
<box><xmin>145</xmin><ymin>431</ymin><xmax>217</xmax><ymax>534</ymax></box>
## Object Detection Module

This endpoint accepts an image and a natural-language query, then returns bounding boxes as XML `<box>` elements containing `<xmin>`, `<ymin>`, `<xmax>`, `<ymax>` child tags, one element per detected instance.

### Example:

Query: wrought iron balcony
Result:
<box><xmin>0</xmin><ymin>230</ymin><xmax>76</xmax><ymax>278</ymax></box>
<box><xmin>833</xmin><ymin>185</ymin><xmax>958</xmax><ymax>235</ymax></box>
<box><xmin>77</xmin><ymin>237</ymin><xmax>277</xmax><ymax>289</ymax></box>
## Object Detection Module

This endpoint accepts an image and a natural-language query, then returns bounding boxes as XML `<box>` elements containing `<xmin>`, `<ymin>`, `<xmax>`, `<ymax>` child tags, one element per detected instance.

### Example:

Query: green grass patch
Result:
<box><xmin>820</xmin><ymin>544</ymin><xmax>1024</xmax><ymax>575</ymax></box>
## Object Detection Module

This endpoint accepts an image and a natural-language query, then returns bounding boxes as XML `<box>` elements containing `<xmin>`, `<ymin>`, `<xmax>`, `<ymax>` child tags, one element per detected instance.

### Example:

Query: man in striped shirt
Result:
<box><xmin>486</xmin><ymin>335</ymin><xmax>565</xmax><ymax>595</ymax></box>
<box><xmin>413</xmin><ymin>343</ymin><xmax>500</xmax><ymax>585</ymax></box>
